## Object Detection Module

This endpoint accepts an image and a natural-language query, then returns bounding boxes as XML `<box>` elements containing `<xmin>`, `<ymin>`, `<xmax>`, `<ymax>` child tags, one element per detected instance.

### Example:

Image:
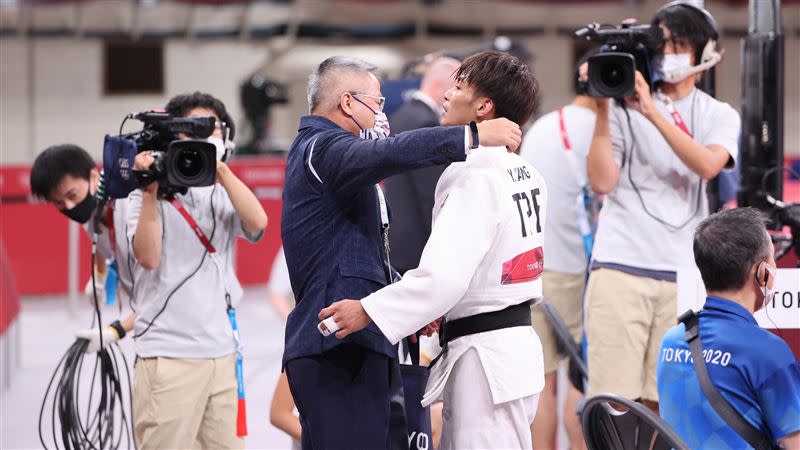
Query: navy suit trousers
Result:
<box><xmin>285</xmin><ymin>344</ymin><xmax>408</xmax><ymax>450</ymax></box>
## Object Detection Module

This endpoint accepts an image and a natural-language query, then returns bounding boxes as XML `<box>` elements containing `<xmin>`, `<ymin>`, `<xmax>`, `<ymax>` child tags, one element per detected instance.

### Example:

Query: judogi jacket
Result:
<box><xmin>361</xmin><ymin>146</ymin><xmax>548</xmax><ymax>406</ymax></box>
<box><xmin>281</xmin><ymin>115</ymin><xmax>471</xmax><ymax>365</ymax></box>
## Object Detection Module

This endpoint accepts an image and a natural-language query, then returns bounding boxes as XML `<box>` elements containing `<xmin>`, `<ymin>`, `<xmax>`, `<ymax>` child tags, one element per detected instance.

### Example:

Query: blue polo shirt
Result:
<box><xmin>657</xmin><ymin>296</ymin><xmax>800</xmax><ymax>449</ymax></box>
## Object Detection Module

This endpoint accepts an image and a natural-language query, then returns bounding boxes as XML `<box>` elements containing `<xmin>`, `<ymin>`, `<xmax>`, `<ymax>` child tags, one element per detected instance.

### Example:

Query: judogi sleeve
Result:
<box><xmin>360</xmin><ymin>169</ymin><xmax>500</xmax><ymax>344</ymax></box>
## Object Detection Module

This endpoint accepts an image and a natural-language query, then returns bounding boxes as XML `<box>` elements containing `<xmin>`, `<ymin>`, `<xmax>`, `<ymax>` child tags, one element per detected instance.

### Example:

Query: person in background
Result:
<box><xmin>657</xmin><ymin>207</ymin><xmax>800</xmax><ymax>449</ymax></box>
<box><xmin>267</xmin><ymin>246</ymin><xmax>294</xmax><ymax>321</ymax></box>
<box><xmin>30</xmin><ymin>144</ymin><xmax>135</xmax><ymax>351</ymax></box>
<box><xmin>583</xmin><ymin>2</ymin><xmax>739</xmax><ymax>411</ymax></box>
<box><xmin>382</xmin><ymin>55</ymin><xmax>462</xmax><ymax>276</ymax></box>
<box><xmin>518</xmin><ymin>54</ymin><xmax>597</xmax><ymax>450</ymax></box>
<box><xmin>128</xmin><ymin>92</ymin><xmax>268</xmax><ymax>449</ymax></box>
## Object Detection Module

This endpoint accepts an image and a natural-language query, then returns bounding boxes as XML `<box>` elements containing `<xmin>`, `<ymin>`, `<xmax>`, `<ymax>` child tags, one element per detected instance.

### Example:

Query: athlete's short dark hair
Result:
<box><xmin>454</xmin><ymin>50</ymin><xmax>539</xmax><ymax>126</ymax></box>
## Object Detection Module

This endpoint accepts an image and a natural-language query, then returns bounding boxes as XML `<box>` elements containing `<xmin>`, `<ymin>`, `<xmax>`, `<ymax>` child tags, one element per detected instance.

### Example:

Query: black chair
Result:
<box><xmin>537</xmin><ymin>299</ymin><xmax>587</xmax><ymax>392</ymax></box>
<box><xmin>580</xmin><ymin>393</ymin><xmax>689</xmax><ymax>450</ymax></box>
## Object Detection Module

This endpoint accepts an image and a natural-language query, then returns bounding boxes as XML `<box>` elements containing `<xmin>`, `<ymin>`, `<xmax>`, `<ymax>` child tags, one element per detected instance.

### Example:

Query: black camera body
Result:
<box><xmin>128</xmin><ymin>111</ymin><xmax>218</xmax><ymax>195</ymax></box>
<box><xmin>575</xmin><ymin>20</ymin><xmax>655</xmax><ymax>98</ymax></box>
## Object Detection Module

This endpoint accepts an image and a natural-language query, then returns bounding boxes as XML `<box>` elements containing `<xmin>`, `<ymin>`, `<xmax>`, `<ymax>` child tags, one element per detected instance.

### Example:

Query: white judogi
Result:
<box><xmin>361</xmin><ymin>146</ymin><xmax>547</xmax><ymax>449</ymax></box>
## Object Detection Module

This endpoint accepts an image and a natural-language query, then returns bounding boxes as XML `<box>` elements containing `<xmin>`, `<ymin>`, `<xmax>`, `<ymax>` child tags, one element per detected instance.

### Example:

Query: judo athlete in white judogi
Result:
<box><xmin>320</xmin><ymin>51</ymin><xmax>546</xmax><ymax>449</ymax></box>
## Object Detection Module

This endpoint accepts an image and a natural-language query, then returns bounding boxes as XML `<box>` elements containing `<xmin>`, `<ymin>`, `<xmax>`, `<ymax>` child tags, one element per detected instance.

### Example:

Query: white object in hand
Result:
<box><xmin>317</xmin><ymin>316</ymin><xmax>340</xmax><ymax>336</ymax></box>
<box><xmin>74</xmin><ymin>327</ymin><xmax>118</xmax><ymax>353</ymax></box>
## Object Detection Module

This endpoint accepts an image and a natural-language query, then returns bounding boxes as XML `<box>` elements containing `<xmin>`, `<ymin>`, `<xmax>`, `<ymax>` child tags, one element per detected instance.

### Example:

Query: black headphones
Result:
<box><xmin>657</xmin><ymin>1</ymin><xmax>718</xmax><ymax>34</ymax></box>
<box><xmin>655</xmin><ymin>1</ymin><xmax>721</xmax><ymax>71</ymax></box>
<box><xmin>756</xmin><ymin>260</ymin><xmax>771</xmax><ymax>287</ymax></box>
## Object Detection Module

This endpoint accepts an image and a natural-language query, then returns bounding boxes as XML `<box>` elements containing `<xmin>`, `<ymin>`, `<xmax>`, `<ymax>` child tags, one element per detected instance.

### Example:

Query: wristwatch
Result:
<box><xmin>468</xmin><ymin>120</ymin><xmax>479</xmax><ymax>149</ymax></box>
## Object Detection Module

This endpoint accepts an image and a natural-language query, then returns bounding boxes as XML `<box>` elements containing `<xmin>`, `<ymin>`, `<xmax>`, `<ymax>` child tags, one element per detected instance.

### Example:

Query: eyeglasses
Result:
<box><xmin>350</xmin><ymin>92</ymin><xmax>386</xmax><ymax>112</ymax></box>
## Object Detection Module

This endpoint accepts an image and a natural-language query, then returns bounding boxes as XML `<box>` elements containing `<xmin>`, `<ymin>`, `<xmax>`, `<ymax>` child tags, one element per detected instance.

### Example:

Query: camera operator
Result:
<box><xmin>30</xmin><ymin>144</ymin><xmax>135</xmax><ymax>350</ymax></box>
<box><xmin>657</xmin><ymin>207</ymin><xmax>800</xmax><ymax>449</ymax></box>
<box><xmin>128</xmin><ymin>92</ymin><xmax>267</xmax><ymax>449</ymax></box>
<box><xmin>583</xmin><ymin>2</ymin><xmax>740</xmax><ymax>411</ymax></box>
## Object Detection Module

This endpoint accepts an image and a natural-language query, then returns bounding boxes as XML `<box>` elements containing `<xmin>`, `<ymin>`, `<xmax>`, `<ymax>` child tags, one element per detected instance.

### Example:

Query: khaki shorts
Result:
<box><xmin>584</xmin><ymin>268</ymin><xmax>676</xmax><ymax>402</ymax></box>
<box><xmin>133</xmin><ymin>353</ymin><xmax>244</xmax><ymax>450</ymax></box>
<box><xmin>531</xmin><ymin>271</ymin><xmax>586</xmax><ymax>374</ymax></box>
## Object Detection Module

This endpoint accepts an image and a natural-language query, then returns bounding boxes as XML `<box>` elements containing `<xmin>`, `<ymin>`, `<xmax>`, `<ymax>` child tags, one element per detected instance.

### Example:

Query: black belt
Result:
<box><xmin>438</xmin><ymin>300</ymin><xmax>533</xmax><ymax>347</ymax></box>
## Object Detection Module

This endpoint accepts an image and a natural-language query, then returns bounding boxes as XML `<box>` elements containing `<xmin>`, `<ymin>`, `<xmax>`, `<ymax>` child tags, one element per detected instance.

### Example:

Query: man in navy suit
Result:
<box><xmin>281</xmin><ymin>55</ymin><xmax>521</xmax><ymax>449</ymax></box>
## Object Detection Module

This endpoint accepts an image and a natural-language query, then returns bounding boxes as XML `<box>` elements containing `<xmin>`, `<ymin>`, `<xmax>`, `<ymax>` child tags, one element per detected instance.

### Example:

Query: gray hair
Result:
<box><xmin>307</xmin><ymin>56</ymin><xmax>378</xmax><ymax>113</ymax></box>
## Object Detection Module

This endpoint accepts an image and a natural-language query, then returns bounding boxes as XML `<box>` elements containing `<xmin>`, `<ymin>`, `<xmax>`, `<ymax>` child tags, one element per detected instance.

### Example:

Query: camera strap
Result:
<box><xmin>558</xmin><ymin>108</ymin><xmax>595</xmax><ymax>259</ymax></box>
<box><xmin>105</xmin><ymin>201</ymin><xmax>117</xmax><ymax>254</ymax></box>
<box><xmin>659</xmin><ymin>93</ymin><xmax>693</xmax><ymax>137</ymax></box>
<box><xmin>169</xmin><ymin>198</ymin><xmax>216</xmax><ymax>253</ymax></box>
<box><xmin>679</xmin><ymin>310</ymin><xmax>776</xmax><ymax>450</ymax></box>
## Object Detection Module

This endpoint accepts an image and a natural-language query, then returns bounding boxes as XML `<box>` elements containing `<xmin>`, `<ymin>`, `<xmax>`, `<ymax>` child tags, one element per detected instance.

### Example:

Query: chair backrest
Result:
<box><xmin>580</xmin><ymin>393</ymin><xmax>689</xmax><ymax>450</ymax></box>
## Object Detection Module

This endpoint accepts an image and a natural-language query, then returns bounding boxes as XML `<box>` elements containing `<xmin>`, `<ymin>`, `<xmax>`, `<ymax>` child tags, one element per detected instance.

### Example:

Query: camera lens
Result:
<box><xmin>175</xmin><ymin>149</ymin><xmax>205</xmax><ymax>180</ymax></box>
<box><xmin>601</xmin><ymin>63</ymin><xmax>627</xmax><ymax>89</ymax></box>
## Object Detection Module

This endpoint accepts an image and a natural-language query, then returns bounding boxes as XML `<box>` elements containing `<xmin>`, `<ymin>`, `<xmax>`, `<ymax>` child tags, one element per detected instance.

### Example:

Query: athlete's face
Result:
<box><xmin>441</xmin><ymin>77</ymin><xmax>492</xmax><ymax>126</ymax></box>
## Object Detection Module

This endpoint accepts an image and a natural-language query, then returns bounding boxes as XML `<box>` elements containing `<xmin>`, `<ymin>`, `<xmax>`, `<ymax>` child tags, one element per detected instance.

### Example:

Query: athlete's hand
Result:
<box><xmin>319</xmin><ymin>300</ymin><xmax>372</xmax><ymax>339</ymax></box>
<box><xmin>476</xmin><ymin>118</ymin><xmax>522</xmax><ymax>152</ymax></box>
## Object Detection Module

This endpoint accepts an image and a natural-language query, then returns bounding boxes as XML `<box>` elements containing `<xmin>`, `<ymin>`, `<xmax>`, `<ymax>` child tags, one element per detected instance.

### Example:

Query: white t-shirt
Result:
<box><xmin>520</xmin><ymin>105</ymin><xmax>596</xmax><ymax>274</ymax></box>
<box><xmin>592</xmin><ymin>88</ymin><xmax>740</xmax><ymax>272</ymax></box>
<box><xmin>85</xmin><ymin>198</ymin><xmax>134</xmax><ymax>304</ymax></box>
<box><xmin>268</xmin><ymin>246</ymin><xmax>293</xmax><ymax>298</ymax></box>
<box><xmin>127</xmin><ymin>185</ymin><xmax>260</xmax><ymax>359</ymax></box>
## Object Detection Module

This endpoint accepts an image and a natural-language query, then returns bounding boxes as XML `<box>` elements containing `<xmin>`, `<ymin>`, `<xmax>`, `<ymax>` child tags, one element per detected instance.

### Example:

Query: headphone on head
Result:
<box><xmin>654</xmin><ymin>1</ymin><xmax>722</xmax><ymax>80</ymax></box>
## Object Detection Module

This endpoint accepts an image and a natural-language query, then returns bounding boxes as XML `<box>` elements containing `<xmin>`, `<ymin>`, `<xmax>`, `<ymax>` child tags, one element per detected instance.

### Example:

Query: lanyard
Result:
<box><xmin>169</xmin><ymin>197</ymin><xmax>247</xmax><ymax>436</ymax></box>
<box><xmin>228</xmin><ymin>304</ymin><xmax>248</xmax><ymax>436</ymax></box>
<box><xmin>558</xmin><ymin>108</ymin><xmax>595</xmax><ymax>260</ymax></box>
<box><xmin>660</xmin><ymin>94</ymin><xmax>693</xmax><ymax>137</ymax></box>
<box><xmin>105</xmin><ymin>201</ymin><xmax>117</xmax><ymax>254</ymax></box>
<box><xmin>375</xmin><ymin>185</ymin><xmax>393</xmax><ymax>284</ymax></box>
<box><xmin>169</xmin><ymin>198</ymin><xmax>216</xmax><ymax>253</ymax></box>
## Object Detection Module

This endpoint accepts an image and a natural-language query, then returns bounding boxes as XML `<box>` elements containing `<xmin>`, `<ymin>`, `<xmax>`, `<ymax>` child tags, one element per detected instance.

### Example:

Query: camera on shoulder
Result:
<box><xmin>575</xmin><ymin>19</ymin><xmax>655</xmax><ymax>98</ymax></box>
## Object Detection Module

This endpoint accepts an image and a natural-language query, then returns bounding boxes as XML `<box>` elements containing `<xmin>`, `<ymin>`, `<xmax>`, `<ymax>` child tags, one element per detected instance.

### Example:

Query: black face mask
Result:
<box><xmin>59</xmin><ymin>190</ymin><xmax>98</xmax><ymax>224</ymax></box>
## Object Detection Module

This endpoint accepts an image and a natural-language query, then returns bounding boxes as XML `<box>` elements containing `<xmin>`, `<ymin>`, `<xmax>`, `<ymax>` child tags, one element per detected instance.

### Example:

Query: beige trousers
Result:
<box><xmin>532</xmin><ymin>270</ymin><xmax>586</xmax><ymax>373</ymax></box>
<box><xmin>584</xmin><ymin>268</ymin><xmax>677</xmax><ymax>402</ymax></box>
<box><xmin>133</xmin><ymin>353</ymin><xmax>244</xmax><ymax>450</ymax></box>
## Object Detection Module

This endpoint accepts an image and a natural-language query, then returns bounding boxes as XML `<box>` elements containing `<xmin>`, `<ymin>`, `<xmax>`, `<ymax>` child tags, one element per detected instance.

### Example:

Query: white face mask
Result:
<box><xmin>351</xmin><ymin>96</ymin><xmax>391</xmax><ymax>140</ymax></box>
<box><xmin>656</xmin><ymin>53</ymin><xmax>694</xmax><ymax>83</ymax></box>
<box><xmin>359</xmin><ymin>110</ymin><xmax>391</xmax><ymax>140</ymax></box>
<box><xmin>208</xmin><ymin>136</ymin><xmax>227</xmax><ymax>161</ymax></box>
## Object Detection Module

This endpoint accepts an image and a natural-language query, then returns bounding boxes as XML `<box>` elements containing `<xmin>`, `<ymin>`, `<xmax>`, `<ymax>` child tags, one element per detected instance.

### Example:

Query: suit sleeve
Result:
<box><xmin>360</xmin><ymin>170</ymin><xmax>500</xmax><ymax>344</ymax></box>
<box><xmin>308</xmin><ymin>126</ymin><xmax>466</xmax><ymax>193</ymax></box>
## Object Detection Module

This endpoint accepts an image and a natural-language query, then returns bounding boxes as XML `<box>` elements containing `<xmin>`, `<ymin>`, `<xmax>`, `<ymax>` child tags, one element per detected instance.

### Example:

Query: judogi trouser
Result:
<box><xmin>440</xmin><ymin>348</ymin><xmax>540</xmax><ymax>450</ymax></box>
<box><xmin>284</xmin><ymin>343</ymin><xmax>407</xmax><ymax>450</ymax></box>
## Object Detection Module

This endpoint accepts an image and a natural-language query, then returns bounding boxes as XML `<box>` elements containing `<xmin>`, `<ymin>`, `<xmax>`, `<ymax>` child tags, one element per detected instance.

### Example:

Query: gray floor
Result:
<box><xmin>0</xmin><ymin>286</ymin><xmax>294</xmax><ymax>450</ymax></box>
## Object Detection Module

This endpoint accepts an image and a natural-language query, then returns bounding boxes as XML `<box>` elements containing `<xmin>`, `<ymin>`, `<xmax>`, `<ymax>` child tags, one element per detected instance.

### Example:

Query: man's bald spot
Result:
<box><xmin>421</xmin><ymin>56</ymin><xmax>461</xmax><ymax>91</ymax></box>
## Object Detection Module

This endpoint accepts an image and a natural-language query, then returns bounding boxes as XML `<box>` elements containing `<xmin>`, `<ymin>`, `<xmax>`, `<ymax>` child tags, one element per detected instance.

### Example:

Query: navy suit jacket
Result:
<box><xmin>281</xmin><ymin>115</ymin><xmax>466</xmax><ymax>364</ymax></box>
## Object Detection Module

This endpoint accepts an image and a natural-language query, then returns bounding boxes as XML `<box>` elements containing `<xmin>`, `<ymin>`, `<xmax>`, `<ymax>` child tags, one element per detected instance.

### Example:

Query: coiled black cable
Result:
<box><xmin>38</xmin><ymin>218</ymin><xmax>135</xmax><ymax>449</ymax></box>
